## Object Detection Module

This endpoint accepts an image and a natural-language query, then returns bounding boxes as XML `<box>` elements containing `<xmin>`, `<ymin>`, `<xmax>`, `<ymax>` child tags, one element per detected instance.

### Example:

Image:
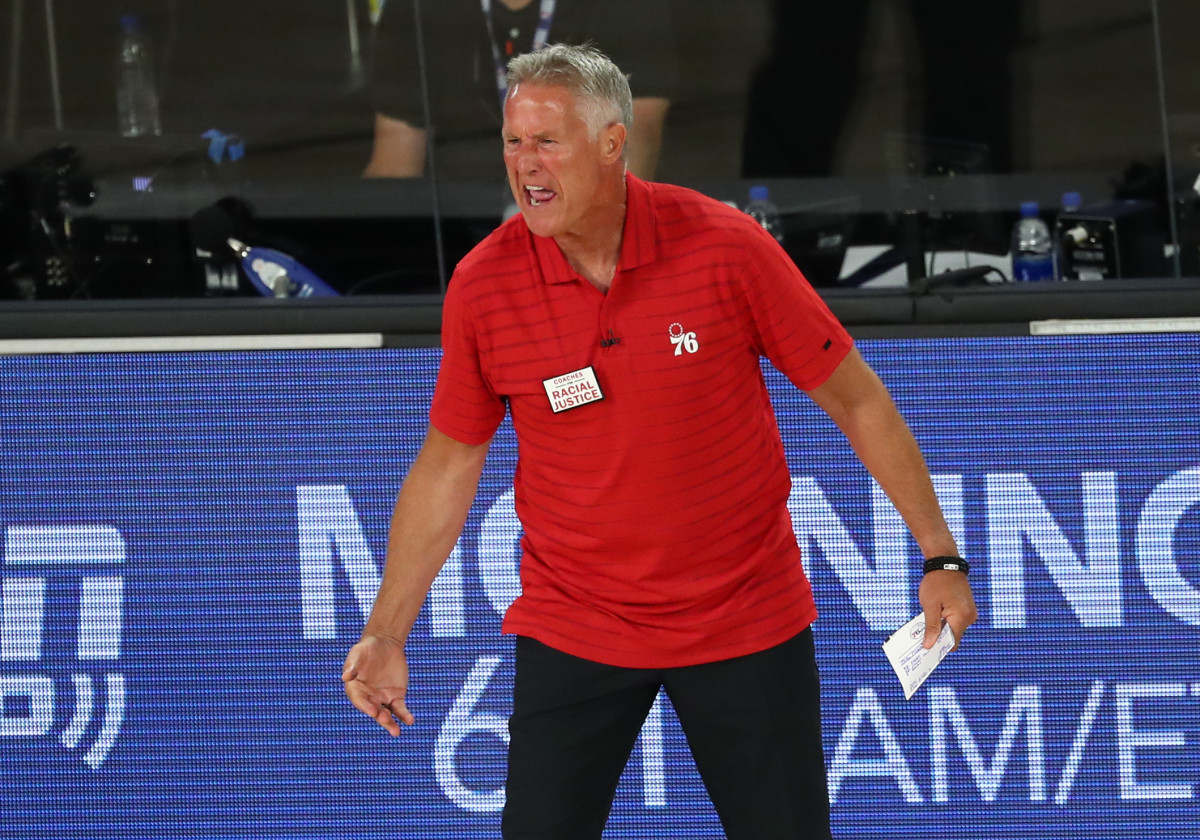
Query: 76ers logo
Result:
<box><xmin>668</xmin><ymin>323</ymin><xmax>699</xmax><ymax>356</ymax></box>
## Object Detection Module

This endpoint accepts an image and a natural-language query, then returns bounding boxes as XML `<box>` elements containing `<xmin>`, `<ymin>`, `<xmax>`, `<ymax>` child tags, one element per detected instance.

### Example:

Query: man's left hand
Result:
<box><xmin>918</xmin><ymin>569</ymin><xmax>977</xmax><ymax>651</ymax></box>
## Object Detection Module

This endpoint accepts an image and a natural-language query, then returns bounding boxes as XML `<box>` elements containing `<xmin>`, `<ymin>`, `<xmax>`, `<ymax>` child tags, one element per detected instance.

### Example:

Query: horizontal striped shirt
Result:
<box><xmin>432</xmin><ymin>174</ymin><xmax>853</xmax><ymax>667</ymax></box>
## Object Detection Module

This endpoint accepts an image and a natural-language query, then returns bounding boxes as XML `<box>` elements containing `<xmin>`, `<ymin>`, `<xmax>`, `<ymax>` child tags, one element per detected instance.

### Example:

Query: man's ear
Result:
<box><xmin>602</xmin><ymin>122</ymin><xmax>627</xmax><ymax>164</ymax></box>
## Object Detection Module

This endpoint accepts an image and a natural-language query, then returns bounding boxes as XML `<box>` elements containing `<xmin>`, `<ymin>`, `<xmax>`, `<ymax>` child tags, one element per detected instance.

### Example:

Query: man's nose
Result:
<box><xmin>513</xmin><ymin>140</ymin><xmax>540</xmax><ymax>171</ymax></box>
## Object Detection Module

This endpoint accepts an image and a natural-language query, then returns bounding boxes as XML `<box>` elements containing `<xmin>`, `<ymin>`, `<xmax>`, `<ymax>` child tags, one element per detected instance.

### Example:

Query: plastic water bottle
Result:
<box><xmin>745</xmin><ymin>185</ymin><xmax>784</xmax><ymax>245</ymax></box>
<box><xmin>1011</xmin><ymin>201</ymin><xmax>1055</xmax><ymax>282</ymax></box>
<box><xmin>116</xmin><ymin>14</ymin><xmax>162</xmax><ymax>138</ymax></box>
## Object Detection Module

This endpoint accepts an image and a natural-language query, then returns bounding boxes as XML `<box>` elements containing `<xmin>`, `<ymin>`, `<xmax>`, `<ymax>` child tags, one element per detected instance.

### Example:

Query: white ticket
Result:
<box><xmin>882</xmin><ymin>613</ymin><xmax>956</xmax><ymax>700</ymax></box>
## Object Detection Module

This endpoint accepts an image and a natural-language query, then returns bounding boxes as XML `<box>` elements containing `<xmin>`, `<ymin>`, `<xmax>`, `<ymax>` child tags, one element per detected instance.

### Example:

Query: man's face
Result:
<box><xmin>501</xmin><ymin>82</ymin><xmax>621</xmax><ymax>240</ymax></box>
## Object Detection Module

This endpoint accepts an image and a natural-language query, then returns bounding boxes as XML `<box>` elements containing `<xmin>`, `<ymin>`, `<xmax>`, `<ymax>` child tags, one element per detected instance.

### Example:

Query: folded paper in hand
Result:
<box><xmin>882</xmin><ymin>614</ymin><xmax>955</xmax><ymax>700</ymax></box>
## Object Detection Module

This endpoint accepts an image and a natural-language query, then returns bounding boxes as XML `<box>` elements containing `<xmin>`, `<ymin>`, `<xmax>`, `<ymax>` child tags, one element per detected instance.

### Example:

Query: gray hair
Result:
<box><xmin>506</xmin><ymin>43</ymin><xmax>634</xmax><ymax>139</ymax></box>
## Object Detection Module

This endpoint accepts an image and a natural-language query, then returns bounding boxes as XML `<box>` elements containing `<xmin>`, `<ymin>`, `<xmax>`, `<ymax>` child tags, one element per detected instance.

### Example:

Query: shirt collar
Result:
<box><xmin>530</xmin><ymin>172</ymin><xmax>658</xmax><ymax>285</ymax></box>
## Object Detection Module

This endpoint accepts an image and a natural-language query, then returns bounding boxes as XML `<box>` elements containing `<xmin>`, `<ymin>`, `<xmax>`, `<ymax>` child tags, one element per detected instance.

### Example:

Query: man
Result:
<box><xmin>343</xmin><ymin>44</ymin><xmax>976</xmax><ymax>839</ymax></box>
<box><xmin>363</xmin><ymin>0</ymin><xmax>674</xmax><ymax>179</ymax></box>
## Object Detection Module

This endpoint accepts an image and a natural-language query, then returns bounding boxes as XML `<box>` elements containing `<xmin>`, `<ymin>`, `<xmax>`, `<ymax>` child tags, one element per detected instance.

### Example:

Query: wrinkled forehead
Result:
<box><xmin>502</xmin><ymin>83</ymin><xmax>589</xmax><ymax>131</ymax></box>
<box><xmin>505</xmin><ymin>82</ymin><xmax>578</xmax><ymax>111</ymax></box>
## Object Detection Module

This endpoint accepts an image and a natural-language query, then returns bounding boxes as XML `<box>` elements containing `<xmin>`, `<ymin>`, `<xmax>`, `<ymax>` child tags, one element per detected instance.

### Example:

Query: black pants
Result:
<box><xmin>502</xmin><ymin>628</ymin><xmax>832</xmax><ymax>839</ymax></box>
<box><xmin>743</xmin><ymin>0</ymin><xmax>1022</xmax><ymax>177</ymax></box>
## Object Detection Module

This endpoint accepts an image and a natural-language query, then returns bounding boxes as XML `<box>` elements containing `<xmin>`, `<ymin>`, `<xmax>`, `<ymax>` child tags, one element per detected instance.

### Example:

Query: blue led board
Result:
<box><xmin>2</xmin><ymin>334</ymin><xmax>1198</xmax><ymax>839</ymax></box>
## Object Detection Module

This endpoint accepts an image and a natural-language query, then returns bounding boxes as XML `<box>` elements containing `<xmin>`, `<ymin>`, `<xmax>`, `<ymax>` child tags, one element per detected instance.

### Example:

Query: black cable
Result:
<box><xmin>411</xmin><ymin>0</ymin><xmax>448</xmax><ymax>294</ymax></box>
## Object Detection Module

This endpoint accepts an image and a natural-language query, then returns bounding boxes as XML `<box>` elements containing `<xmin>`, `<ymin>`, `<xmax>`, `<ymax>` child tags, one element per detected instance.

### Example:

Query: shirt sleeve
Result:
<box><xmin>430</xmin><ymin>274</ymin><xmax>509</xmax><ymax>445</ymax></box>
<box><xmin>739</xmin><ymin>227</ymin><xmax>854</xmax><ymax>391</ymax></box>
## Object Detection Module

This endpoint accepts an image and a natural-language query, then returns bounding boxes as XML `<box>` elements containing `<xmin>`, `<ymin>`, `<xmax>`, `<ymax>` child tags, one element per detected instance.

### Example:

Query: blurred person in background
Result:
<box><xmin>363</xmin><ymin>0</ymin><xmax>675</xmax><ymax>179</ymax></box>
<box><xmin>743</xmin><ymin>0</ymin><xmax>1022</xmax><ymax>177</ymax></box>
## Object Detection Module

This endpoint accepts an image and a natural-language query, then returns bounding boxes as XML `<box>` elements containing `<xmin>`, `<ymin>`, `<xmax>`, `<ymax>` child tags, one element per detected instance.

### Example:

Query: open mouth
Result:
<box><xmin>525</xmin><ymin>185</ymin><xmax>557</xmax><ymax>207</ymax></box>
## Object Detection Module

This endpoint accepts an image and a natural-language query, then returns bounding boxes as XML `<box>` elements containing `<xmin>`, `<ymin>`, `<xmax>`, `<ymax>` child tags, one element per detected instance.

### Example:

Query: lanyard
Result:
<box><xmin>480</xmin><ymin>0</ymin><xmax>557</xmax><ymax>108</ymax></box>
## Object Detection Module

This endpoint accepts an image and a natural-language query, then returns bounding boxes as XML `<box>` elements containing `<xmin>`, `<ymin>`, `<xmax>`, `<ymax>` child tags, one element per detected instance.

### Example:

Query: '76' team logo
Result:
<box><xmin>668</xmin><ymin>323</ymin><xmax>699</xmax><ymax>356</ymax></box>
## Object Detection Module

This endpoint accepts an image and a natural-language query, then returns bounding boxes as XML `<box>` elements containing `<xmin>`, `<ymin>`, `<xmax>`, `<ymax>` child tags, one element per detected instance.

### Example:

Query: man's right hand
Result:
<box><xmin>341</xmin><ymin>634</ymin><xmax>414</xmax><ymax>736</ymax></box>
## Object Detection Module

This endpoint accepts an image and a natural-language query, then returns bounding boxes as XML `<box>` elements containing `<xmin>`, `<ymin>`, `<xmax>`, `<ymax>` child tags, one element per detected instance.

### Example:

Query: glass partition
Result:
<box><xmin>0</xmin><ymin>0</ymin><xmax>1196</xmax><ymax>301</ymax></box>
<box><xmin>1158</xmin><ymin>0</ymin><xmax>1200</xmax><ymax>277</ymax></box>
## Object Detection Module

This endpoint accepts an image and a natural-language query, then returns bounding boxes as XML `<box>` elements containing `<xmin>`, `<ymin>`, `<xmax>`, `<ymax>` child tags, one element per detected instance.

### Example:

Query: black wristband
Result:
<box><xmin>923</xmin><ymin>555</ymin><xmax>969</xmax><ymax>576</ymax></box>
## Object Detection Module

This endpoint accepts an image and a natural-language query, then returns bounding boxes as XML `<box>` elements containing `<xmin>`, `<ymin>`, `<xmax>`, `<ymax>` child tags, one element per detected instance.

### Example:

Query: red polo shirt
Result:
<box><xmin>431</xmin><ymin>174</ymin><xmax>853</xmax><ymax>668</ymax></box>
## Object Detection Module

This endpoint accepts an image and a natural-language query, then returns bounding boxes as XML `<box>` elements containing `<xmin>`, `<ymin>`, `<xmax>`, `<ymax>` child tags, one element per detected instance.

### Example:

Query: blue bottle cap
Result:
<box><xmin>1020</xmin><ymin>201</ymin><xmax>1039</xmax><ymax>217</ymax></box>
<box><xmin>749</xmin><ymin>185</ymin><xmax>769</xmax><ymax>202</ymax></box>
<box><xmin>1062</xmin><ymin>191</ymin><xmax>1082</xmax><ymax>209</ymax></box>
<box><xmin>120</xmin><ymin>13</ymin><xmax>141</xmax><ymax>30</ymax></box>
